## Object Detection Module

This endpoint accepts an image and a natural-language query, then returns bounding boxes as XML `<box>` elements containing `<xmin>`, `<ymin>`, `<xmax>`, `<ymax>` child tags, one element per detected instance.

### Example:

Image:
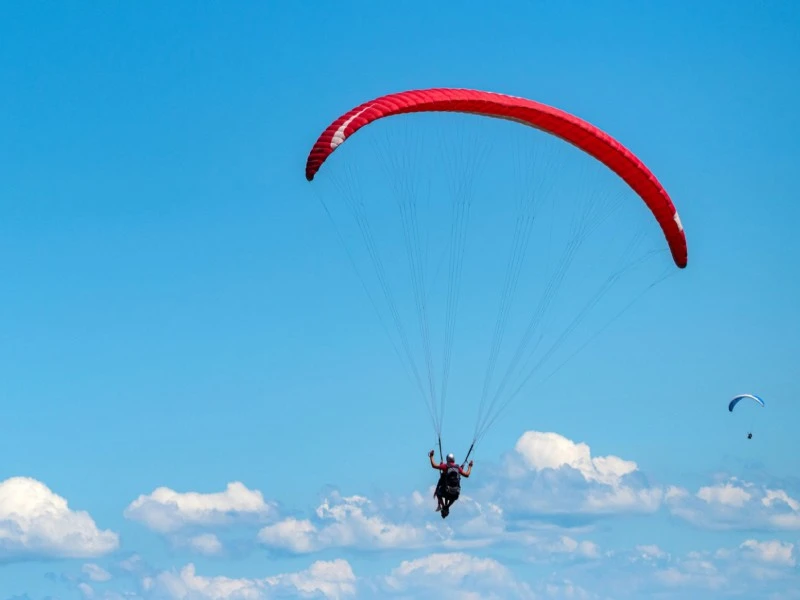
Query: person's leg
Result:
<box><xmin>441</xmin><ymin>492</ymin><xmax>456</xmax><ymax>518</ymax></box>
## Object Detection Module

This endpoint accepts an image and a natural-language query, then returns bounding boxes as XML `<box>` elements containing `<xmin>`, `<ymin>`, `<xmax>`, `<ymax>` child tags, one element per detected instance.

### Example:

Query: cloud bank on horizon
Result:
<box><xmin>5</xmin><ymin>429</ymin><xmax>798</xmax><ymax>599</ymax></box>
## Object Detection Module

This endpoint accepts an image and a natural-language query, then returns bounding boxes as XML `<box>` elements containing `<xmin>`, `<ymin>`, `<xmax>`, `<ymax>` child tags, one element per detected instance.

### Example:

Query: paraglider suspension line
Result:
<box><xmin>461</xmin><ymin>441</ymin><xmax>475</xmax><ymax>468</ymax></box>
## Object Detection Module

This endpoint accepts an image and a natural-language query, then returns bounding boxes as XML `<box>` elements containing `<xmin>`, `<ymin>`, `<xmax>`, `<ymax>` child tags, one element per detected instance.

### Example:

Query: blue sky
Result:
<box><xmin>1</xmin><ymin>1</ymin><xmax>799</xmax><ymax>598</ymax></box>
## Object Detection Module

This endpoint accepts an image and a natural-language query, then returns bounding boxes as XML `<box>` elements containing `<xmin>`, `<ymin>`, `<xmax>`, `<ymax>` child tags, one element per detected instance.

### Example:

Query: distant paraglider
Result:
<box><xmin>728</xmin><ymin>394</ymin><xmax>765</xmax><ymax>439</ymax></box>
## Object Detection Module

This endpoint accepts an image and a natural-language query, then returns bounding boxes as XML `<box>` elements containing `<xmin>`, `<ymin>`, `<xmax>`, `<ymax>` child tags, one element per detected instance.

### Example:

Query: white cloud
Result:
<box><xmin>607</xmin><ymin>538</ymin><xmax>799</xmax><ymax>597</ymax></box>
<box><xmin>771</xmin><ymin>513</ymin><xmax>800</xmax><ymax>529</ymax></box>
<box><xmin>153</xmin><ymin>563</ymin><xmax>265</xmax><ymax>599</ymax></box>
<box><xmin>150</xmin><ymin>559</ymin><xmax>356</xmax><ymax>600</ymax></box>
<box><xmin>256</xmin><ymin>488</ymin><xmax>602</xmax><ymax>568</ymax></box>
<box><xmin>380</xmin><ymin>552</ymin><xmax>535</xmax><ymax>599</ymax></box>
<box><xmin>395</xmin><ymin>540</ymin><xmax>797</xmax><ymax>598</ymax></box>
<box><xmin>542</xmin><ymin>579</ymin><xmax>595</xmax><ymax>599</ymax></box>
<box><xmin>265</xmin><ymin>559</ymin><xmax>357</xmax><ymax>599</ymax></box>
<box><xmin>119</xmin><ymin>553</ymin><xmax>146</xmax><ymax>574</ymax></box>
<box><xmin>0</xmin><ymin>476</ymin><xmax>119</xmax><ymax>559</ymax></box>
<box><xmin>693</xmin><ymin>538</ymin><xmax>799</xmax><ymax>587</ymax></box>
<box><xmin>499</xmin><ymin>525</ymin><xmax>602</xmax><ymax>563</ymax></box>
<box><xmin>82</xmin><ymin>563</ymin><xmax>112</xmax><ymax>582</ymax></box>
<box><xmin>665</xmin><ymin>486</ymin><xmax>688</xmax><ymax>501</ymax></box>
<box><xmin>133</xmin><ymin>540</ymin><xmax>799</xmax><ymax>600</ymax></box>
<box><xmin>120</xmin><ymin>430</ymin><xmax>800</xmax><ymax>570</ymax></box>
<box><xmin>446</xmin><ymin>497</ymin><xmax>506</xmax><ymax>543</ymax></box>
<box><xmin>187</xmin><ymin>533</ymin><xmax>223</xmax><ymax>556</ymax></box>
<box><xmin>539</xmin><ymin>535</ymin><xmax>599</xmax><ymax>559</ymax></box>
<box><xmin>763</xmin><ymin>489</ymin><xmax>800</xmax><ymax>511</ymax></box>
<box><xmin>258</xmin><ymin>492</ymin><xmax>436</xmax><ymax>553</ymax></box>
<box><xmin>257</xmin><ymin>517</ymin><xmax>319</xmax><ymax>553</ymax></box>
<box><xmin>583</xmin><ymin>483</ymin><xmax>662</xmax><ymax>514</ymax></box>
<box><xmin>653</xmin><ymin>553</ymin><xmax>727</xmax><ymax>590</ymax></box>
<box><xmin>113</xmin><ymin>427</ymin><xmax>799</xmax><ymax>599</ymax></box>
<box><xmin>496</xmin><ymin>431</ymin><xmax>663</xmax><ymax>519</ymax></box>
<box><xmin>513</xmin><ymin>432</ymin><xmax>637</xmax><ymax>486</ymax></box>
<box><xmin>697</xmin><ymin>482</ymin><xmax>752</xmax><ymax>507</ymax></box>
<box><xmin>253</xmin><ymin>432</ymin><xmax>654</xmax><ymax>560</ymax></box>
<box><xmin>666</xmin><ymin>477</ymin><xmax>800</xmax><ymax>531</ymax></box>
<box><xmin>739</xmin><ymin>539</ymin><xmax>795</xmax><ymax>567</ymax></box>
<box><xmin>124</xmin><ymin>481</ymin><xmax>275</xmax><ymax>534</ymax></box>
<box><xmin>55</xmin><ymin>529</ymin><xmax>800</xmax><ymax>600</ymax></box>
<box><xmin>490</xmin><ymin>537</ymin><xmax>795</xmax><ymax>599</ymax></box>
<box><xmin>634</xmin><ymin>544</ymin><xmax>668</xmax><ymax>561</ymax></box>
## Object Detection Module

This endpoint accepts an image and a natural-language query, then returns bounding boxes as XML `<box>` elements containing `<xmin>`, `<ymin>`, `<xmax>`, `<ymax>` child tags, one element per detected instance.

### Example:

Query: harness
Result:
<box><xmin>444</xmin><ymin>463</ymin><xmax>461</xmax><ymax>495</ymax></box>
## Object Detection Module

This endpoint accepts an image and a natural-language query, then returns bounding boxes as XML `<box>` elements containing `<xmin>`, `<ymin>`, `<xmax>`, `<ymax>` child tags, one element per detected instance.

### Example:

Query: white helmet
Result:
<box><xmin>446</xmin><ymin>453</ymin><xmax>455</xmax><ymax>463</ymax></box>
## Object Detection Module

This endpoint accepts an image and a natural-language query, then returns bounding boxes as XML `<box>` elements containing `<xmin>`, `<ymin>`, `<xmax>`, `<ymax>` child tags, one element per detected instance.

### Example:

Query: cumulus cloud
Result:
<box><xmin>82</xmin><ymin>563</ymin><xmax>112</xmax><ymax>582</ymax></box>
<box><xmin>463</xmin><ymin>536</ymin><xmax>794</xmax><ymax>600</ymax></box>
<box><xmin>666</xmin><ymin>476</ymin><xmax>800</xmax><ymax>531</ymax></box>
<box><xmin>119</xmin><ymin>553</ymin><xmax>147</xmax><ymax>574</ymax></box>
<box><xmin>496</xmin><ymin>431</ymin><xmax>663</xmax><ymax>520</ymax></box>
<box><xmin>540</xmin><ymin>579</ymin><xmax>596</xmax><ymax>599</ymax></box>
<box><xmin>519</xmin><ymin>534</ymin><xmax>600</xmax><ymax>562</ymax></box>
<box><xmin>125</xmin><ymin>481</ymin><xmax>275</xmax><ymax>534</ymax></box>
<box><xmin>652</xmin><ymin>552</ymin><xmax>727</xmax><ymax>591</ymax></box>
<box><xmin>633</xmin><ymin>544</ymin><xmax>669</xmax><ymax>561</ymax></box>
<box><xmin>256</xmin><ymin>488</ymin><xmax>600</xmax><ymax>563</ymax></box>
<box><xmin>737</xmin><ymin>539</ymin><xmax>795</xmax><ymax>567</ymax></box>
<box><xmin>513</xmin><ymin>432</ymin><xmax>637</xmax><ymax>485</ymax></box>
<box><xmin>664</xmin><ymin>539</ymin><xmax>799</xmax><ymax>591</ymax></box>
<box><xmin>122</xmin><ymin>430</ymin><xmax>800</xmax><ymax>563</ymax></box>
<box><xmin>148</xmin><ymin>559</ymin><xmax>356</xmax><ymax>600</ymax></box>
<box><xmin>71</xmin><ymin>553</ymin><xmax>535</xmax><ymax>600</ymax></box>
<box><xmin>115</xmin><ymin>426</ymin><xmax>798</xmax><ymax>598</ymax></box>
<box><xmin>51</xmin><ymin>533</ymin><xmax>800</xmax><ymax>600</ymax></box>
<box><xmin>378</xmin><ymin>552</ymin><xmax>535</xmax><ymax>599</ymax></box>
<box><xmin>258</xmin><ymin>492</ymin><xmax>437</xmax><ymax>553</ymax></box>
<box><xmin>186</xmin><ymin>533</ymin><xmax>224</xmax><ymax>556</ymax></box>
<box><xmin>0</xmin><ymin>477</ymin><xmax>119</xmax><ymax>560</ymax></box>
<box><xmin>254</xmin><ymin>429</ymin><xmax>666</xmax><ymax>559</ymax></box>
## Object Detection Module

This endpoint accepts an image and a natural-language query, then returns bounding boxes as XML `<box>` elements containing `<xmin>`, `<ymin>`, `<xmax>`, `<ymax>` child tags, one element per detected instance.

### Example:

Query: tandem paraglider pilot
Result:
<box><xmin>429</xmin><ymin>450</ymin><xmax>473</xmax><ymax>518</ymax></box>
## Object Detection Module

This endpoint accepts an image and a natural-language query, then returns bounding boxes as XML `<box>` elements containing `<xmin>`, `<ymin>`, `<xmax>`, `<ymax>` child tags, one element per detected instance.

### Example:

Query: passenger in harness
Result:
<box><xmin>429</xmin><ymin>450</ymin><xmax>473</xmax><ymax>518</ymax></box>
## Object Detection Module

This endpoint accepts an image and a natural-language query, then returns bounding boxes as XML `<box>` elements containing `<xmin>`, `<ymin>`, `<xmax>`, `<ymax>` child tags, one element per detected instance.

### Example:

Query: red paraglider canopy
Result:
<box><xmin>305</xmin><ymin>87</ymin><xmax>687</xmax><ymax>268</ymax></box>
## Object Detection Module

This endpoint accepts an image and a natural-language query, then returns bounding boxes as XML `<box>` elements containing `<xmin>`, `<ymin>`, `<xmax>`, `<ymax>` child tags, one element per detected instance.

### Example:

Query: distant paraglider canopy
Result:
<box><xmin>728</xmin><ymin>394</ymin><xmax>766</xmax><ymax>412</ymax></box>
<box><xmin>728</xmin><ymin>394</ymin><xmax>765</xmax><ymax>440</ymax></box>
<box><xmin>304</xmin><ymin>87</ymin><xmax>688</xmax><ymax>462</ymax></box>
